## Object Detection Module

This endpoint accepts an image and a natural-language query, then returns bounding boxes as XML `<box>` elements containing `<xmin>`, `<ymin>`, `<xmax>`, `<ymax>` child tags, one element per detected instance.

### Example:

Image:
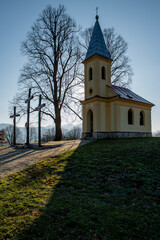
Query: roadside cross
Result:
<box><xmin>10</xmin><ymin>106</ymin><xmax>20</xmax><ymax>146</ymax></box>
<box><xmin>25</xmin><ymin>88</ymin><xmax>34</xmax><ymax>146</ymax></box>
<box><xmin>35</xmin><ymin>95</ymin><xmax>45</xmax><ymax>147</ymax></box>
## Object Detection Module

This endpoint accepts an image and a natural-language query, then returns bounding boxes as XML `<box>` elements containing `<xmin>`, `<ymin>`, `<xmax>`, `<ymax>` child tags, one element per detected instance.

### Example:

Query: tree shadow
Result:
<box><xmin>29</xmin><ymin>143</ymin><xmax>64</xmax><ymax>149</ymax></box>
<box><xmin>16</xmin><ymin>141</ymin><xmax>106</xmax><ymax>240</ymax></box>
<box><xmin>0</xmin><ymin>148</ymin><xmax>36</xmax><ymax>165</ymax></box>
<box><xmin>0</xmin><ymin>146</ymin><xmax>9</xmax><ymax>151</ymax></box>
<box><xmin>14</xmin><ymin>138</ymin><xmax>160</xmax><ymax>240</ymax></box>
<box><xmin>0</xmin><ymin>143</ymin><xmax>65</xmax><ymax>166</ymax></box>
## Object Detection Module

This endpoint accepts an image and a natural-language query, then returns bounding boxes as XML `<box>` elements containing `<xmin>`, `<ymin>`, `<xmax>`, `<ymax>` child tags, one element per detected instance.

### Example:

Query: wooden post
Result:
<box><xmin>10</xmin><ymin>107</ymin><xmax>20</xmax><ymax>146</ymax></box>
<box><xmin>35</xmin><ymin>95</ymin><xmax>45</xmax><ymax>147</ymax></box>
<box><xmin>25</xmin><ymin>88</ymin><xmax>34</xmax><ymax>146</ymax></box>
<box><xmin>38</xmin><ymin>95</ymin><xmax>41</xmax><ymax>147</ymax></box>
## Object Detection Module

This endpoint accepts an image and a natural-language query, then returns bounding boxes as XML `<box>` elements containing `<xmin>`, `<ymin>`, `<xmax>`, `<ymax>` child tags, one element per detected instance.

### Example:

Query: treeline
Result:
<box><xmin>41</xmin><ymin>126</ymin><xmax>81</xmax><ymax>143</ymax></box>
<box><xmin>0</xmin><ymin>126</ymin><xmax>81</xmax><ymax>146</ymax></box>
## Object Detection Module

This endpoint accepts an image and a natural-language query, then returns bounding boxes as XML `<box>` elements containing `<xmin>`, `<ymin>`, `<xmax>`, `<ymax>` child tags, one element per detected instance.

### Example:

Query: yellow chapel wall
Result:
<box><xmin>98</xmin><ymin>58</ymin><xmax>111</xmax><ymax>97</ymax></box>
<box><xmin>84</xmin><ymin>56</ymin><xmax>111</xmax><ymax>99</ymax></box>
<box><xmin>82</xmin><ymin>98</ymin><xmax>152</xmax><ymax>135</ymax></box>
<box><xmin>82</xmin><ymin>102</ymin><xmax>95</xmax><ymax>133</ymax></box>
<box><xmin>120</xmin><ymin>105</ymin><xmax>151</xmax><ymax>132</ymax></box>
<box><xmin>94</xmin><ymin>101</ymin><xmax>106</xmax><ymax>131</ymax></box>
<box><xmin>84</xmin><ymin>60</ymin><xmax>96</xmax><ymax>99</ymax></box>
<box><xmin>110</xmin><ymin>101</ymin><xmax>152</xmax><ymax>133</ymax></box>
<box><xmin>82</xmin><ymin>101</ymin><xmax>107</xmax><ymax>133</ymax></box>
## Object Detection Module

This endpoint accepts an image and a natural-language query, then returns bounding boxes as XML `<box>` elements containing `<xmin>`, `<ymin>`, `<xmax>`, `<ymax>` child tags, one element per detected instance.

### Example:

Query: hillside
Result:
<box><xmin>0</xmin><ymin>138</ymin><xmax>160</xmax><ymax>239</ymax></box>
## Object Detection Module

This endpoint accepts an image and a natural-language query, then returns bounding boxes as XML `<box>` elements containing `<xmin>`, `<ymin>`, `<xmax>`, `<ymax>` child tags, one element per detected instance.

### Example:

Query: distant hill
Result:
<box><xmin>0</xmin><ymin>123</ymin><xmax>11</xmax><ymax>130</ymax></box>
<box><xmin>0</xmin><ymin>122</ymin><xmax>82</xmax><ymax>142</ymax></box>
<box><xmin>0</xmin><ymin>123</ymin><xmax>81</xmax><ymax>132</ymax></box>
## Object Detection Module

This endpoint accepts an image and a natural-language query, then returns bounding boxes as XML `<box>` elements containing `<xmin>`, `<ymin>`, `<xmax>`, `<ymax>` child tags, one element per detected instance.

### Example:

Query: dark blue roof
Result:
<box><xmin>84</xmin><ymin>18</ymin><xmax>111</xmax><ymax>61</ymax></box>
<box><xmin>109</xmin><ymin>85</ymin><xmax>154</xmax><ymax>105</ymax></box>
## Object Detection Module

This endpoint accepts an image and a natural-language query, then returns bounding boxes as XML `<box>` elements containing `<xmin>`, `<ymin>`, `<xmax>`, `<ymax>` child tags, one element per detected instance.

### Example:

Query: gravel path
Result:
<box><xmin>0</xmin><ymin>139</ymin><xmax>93</xmax><ymax>178</ymax></box>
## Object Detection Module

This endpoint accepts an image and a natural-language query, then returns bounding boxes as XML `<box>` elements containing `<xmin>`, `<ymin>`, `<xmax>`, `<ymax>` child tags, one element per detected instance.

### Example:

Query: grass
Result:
<box><xmin>0</xmin><ymin>137</ymin><xmax>160</xmax><ymax>240</ymax></box>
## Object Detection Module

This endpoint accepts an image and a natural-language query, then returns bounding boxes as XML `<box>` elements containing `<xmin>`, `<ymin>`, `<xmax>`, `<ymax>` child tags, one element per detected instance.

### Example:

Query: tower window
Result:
<box><xmin>128</xmin><ymin>109</ymin><xmax>133</xmax><ymax>125</ymax></box>
<box><xmin>140</xmin><ymin>111</ymin><xmax>144</xmax><ymax>125</ymax></box>
<box><xmin>101</xmin><ymin>66</ymin><xmax>105</xmax><ymax>80</ymax></box>
<box><xmin>89</xmin><ymin>67</ymin><xmax>92</xmax><ymax>80</ymax></box>
<box><xmin>89</xmin><ymin>88</ymin><xmax>93</xmax><ymax>95</ymax></box>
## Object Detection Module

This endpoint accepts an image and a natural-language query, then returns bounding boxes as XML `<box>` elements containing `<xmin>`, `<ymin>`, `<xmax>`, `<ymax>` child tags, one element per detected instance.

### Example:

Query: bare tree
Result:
<box><xmin>5</xmin><ymin>126</ymin><xmax>23</xmax><ymax>145</ymax></box>
<box><xmin>30</xmin><ymin>127</ymin><xmax>37</xmax><ymax>143</ymax></box>
<box><xmin>18</xmin><ymin>5</ymin><xmax>82</xmax><ymax>141</ymax></box>
<box><xmin>81</xmin><ymin>27</ymin><xmax>133</xmax><ymax>87</ymax></box>
<box><xmin>42</xmin><ymin>127</ymin><xmax>55</xmax><ymax>143</ymax></box>
<box><xmin>154</xmin><ymin>130</ymin><xmax>160</xmax><ymax>137</ymax></box>
<box><xmin>64</xmin><ymin>126</ymin><xmax>81</xmax><ymax>140</ymax></box>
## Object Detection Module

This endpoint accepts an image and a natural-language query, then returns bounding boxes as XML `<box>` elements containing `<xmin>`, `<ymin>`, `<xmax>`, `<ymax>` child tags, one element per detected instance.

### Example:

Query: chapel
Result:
<box><xmin>81</xmin><ymin>15</ymin><xmax>154</xmax><ymax>139</ymax></box>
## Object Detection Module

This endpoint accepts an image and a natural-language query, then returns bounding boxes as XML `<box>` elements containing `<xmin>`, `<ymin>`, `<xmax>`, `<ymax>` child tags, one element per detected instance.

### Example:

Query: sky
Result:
<box><xmin>0</xmin><ymin>0</ymin><xmax>160</xmax><ymax>132</ymax></box>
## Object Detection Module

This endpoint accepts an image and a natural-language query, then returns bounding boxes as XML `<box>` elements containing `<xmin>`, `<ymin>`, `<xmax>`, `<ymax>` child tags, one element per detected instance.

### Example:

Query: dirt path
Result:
<box><xmin>0</xmin><ymin>140</ymin><xmax>93</xmax><ymax>178</ymax></box>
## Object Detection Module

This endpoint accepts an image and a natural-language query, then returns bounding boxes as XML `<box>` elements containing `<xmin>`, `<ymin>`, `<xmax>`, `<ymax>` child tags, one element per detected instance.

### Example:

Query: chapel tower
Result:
<box><xmin>83</xmin><ymin>15</ymin><xmax>112</xmax><ymax>99</ymax></box>
<box><xmin>81</xmin><ymin>15</ymin><xmax>154</xmax><ymax>139</ymax></box>
<box><xmin>82</xmin><ymin>15</ymin><xmax>112</xmax><ymax>138</ymax></box>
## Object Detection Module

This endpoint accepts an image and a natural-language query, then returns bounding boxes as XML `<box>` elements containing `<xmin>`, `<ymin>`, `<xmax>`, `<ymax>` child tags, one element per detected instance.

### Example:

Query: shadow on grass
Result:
<box><xmin>0</xmin><ymin>149</ymin><xmax>37</xmax><ymax>166</ymax></box>
<box><xmin>14</xmin><ymin>138</ymin><xmax>160</xmax><ymax>240</ymax></box>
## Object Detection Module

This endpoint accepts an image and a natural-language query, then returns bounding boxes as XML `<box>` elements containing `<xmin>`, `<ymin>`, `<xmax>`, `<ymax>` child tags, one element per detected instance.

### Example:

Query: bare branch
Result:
<box><xmin>81</xmin><ymin>27</ymin><xmax>133</xmax><ymax>87</ymax></box>
<box><xmin>14</xmin><ymin>5</ymin><xmax>82</xmax><ymax>141</ymax></box>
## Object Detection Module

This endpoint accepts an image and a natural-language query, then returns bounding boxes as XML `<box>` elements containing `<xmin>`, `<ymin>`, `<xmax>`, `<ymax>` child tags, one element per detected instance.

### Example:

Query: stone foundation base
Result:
<box><xmin>82</xmin><ymin>131</ymin><xmax>152</xmax><ymax>139</ymax></box>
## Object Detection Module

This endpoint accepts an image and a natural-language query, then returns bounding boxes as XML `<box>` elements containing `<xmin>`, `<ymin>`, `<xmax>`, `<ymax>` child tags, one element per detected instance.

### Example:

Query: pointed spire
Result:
<box><xmin>95</xmin><ymin>15</ymin><xmax>99</xmax><ymax>21</ymax></box>
<box><xmin>84</xmin><ymin>16</ymin><xmax>111</xmax><ymax>61</ymax></box>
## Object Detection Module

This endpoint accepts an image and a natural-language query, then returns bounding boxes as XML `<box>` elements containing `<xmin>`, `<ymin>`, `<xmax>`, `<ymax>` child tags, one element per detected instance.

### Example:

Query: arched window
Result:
<box><xmin>89</xmin><ymin>67</ymin><xmax>92</xmax><ymax>80</ymax></box>
<box><xmin>140</xmin><ymin>111</ymin><xmax>144</xmax><ymax>125</ymax></box>
<box><xmin>128</xmin><ymin>109</ymin><xmax>133</xmax><ymax>125</ymax></box>
<box><xmin>101</xmin><ymin>66</ymin><xmax>105</xmax><ymax>80</ymax></box>
<box><xmin>89</xmin><ymin>88</ymin><xmax>93</xmax><ymax>95</ymax></box>
<box><xmin>87</xmin><ymin>109</ymin><xmax>93</xmax><ymax>133</ymax></box>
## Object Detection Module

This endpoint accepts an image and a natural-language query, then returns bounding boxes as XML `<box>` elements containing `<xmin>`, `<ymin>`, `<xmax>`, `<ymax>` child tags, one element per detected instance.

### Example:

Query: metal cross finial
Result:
<box><xmin>95</xmin><ymin>7</ymin><xmax>99</xmax><ymax>21</ymax></box>
<box><xmin>96</xmin><ymin>7</ymin><xmax>98</xmax><ymax>15</ymax></box>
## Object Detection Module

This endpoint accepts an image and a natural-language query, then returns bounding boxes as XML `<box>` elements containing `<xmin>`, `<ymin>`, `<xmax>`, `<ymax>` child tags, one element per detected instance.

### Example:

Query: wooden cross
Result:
<box><xmin>10</xmin><ymin>106</ymin><xmax>20</xmax><ymax>146</ymax></box>
<box><xmin>25</xmin><ymin>88</ymin><xmax>34</xmax><ymax>146</ymax></box>
<box><xmin>35</xmin><ymin>95</ymin><xmax>45</xmax><ymax>147</ymax></box>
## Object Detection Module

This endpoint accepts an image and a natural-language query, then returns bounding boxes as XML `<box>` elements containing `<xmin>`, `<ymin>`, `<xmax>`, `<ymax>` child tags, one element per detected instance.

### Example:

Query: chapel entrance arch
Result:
<box><xmin>87</xmin><ymin>109</ymin><xmax>93</xmax><ymax>136</ymax></box>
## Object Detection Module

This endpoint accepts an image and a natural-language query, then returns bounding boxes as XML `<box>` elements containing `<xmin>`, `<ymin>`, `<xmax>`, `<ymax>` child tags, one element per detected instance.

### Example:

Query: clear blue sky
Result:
<box><xmin>0</xmin><ymin>0</ymin><xmax>160</xmax><ymax>132</ymax></box>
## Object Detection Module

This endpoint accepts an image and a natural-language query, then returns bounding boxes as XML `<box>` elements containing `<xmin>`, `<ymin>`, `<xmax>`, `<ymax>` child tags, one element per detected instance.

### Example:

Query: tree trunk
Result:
<box><xmin>55</xmin><ymin>109</ymin><xmax>62</xmax><ymax>141</ymax></box>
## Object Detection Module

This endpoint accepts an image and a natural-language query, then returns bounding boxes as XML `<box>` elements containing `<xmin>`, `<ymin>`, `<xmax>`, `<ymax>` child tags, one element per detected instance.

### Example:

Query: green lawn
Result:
<box><xmin>0</xmin><ymin>138</ymin><xmax>160</xmax><ymax>240</ymax></box>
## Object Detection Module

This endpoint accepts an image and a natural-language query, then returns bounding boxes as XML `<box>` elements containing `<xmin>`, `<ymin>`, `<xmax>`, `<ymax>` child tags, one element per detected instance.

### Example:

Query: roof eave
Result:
<box><xmin>82</xmin><ymin>54</ymin><xmax>112</xmax><ymax>64</ymax></box>
<box><xmin>118</xmin><ymin>96</ymin><xmax>155</xmax><ymax>107</ymax></box>
<box><xmin>107</xmin><ymin>85</ymin><xmax>155</xmax><ymax>107</ymax></box>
